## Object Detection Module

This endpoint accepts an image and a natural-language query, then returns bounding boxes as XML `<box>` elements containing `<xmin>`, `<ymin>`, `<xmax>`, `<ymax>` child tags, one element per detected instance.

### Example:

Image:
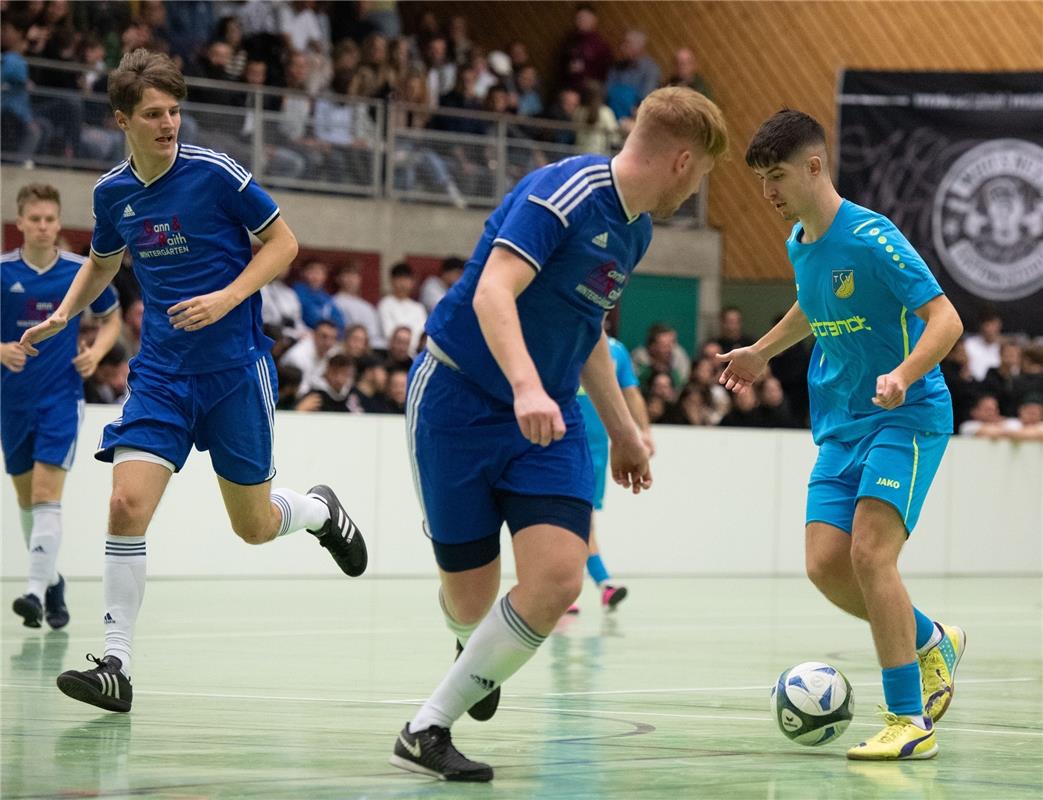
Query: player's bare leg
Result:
<box><xmin>805</xmin><ymin>523</ymin><xmax>868</xmax><ymax>619</ymax></box>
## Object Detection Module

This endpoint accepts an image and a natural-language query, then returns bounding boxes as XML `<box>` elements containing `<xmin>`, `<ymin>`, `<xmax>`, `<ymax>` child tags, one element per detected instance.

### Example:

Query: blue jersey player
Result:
<box><xmin>3</xmin><ymin>183</ymin><xmax>121</xmax><ymax>630</ymax></box>
<box><xmin>19</xmin><ymin>50</ymin><xmax>367</xmax><ymax>713</ymax></box>
<box><xmin>391</xmin><ymin>87</ymin><xmax>728</xmax><ymax>781</ymax></box>
<box><xmin>719</xmin><ymin>110</ymin><xmax>966</xmax><ymax>761</ymax></box>
<box><xmin>570</xmin><ymin>334</ymin><xmax>653</xmax><ymax>614</ymax></box>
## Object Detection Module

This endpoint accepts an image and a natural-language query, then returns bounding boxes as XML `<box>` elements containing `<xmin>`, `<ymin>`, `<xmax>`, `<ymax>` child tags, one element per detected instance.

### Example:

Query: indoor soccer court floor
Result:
<box><xmin>2</xmin><ymin>575</ymin><xmax>1041</xmax><ymax>799</ymax></box>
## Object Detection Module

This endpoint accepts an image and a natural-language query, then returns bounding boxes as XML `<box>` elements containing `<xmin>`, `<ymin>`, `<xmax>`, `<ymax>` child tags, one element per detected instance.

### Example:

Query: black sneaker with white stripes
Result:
<box><xmin>45</xmin><ymin>574</ymin><xmax>70</xmax><ymax>629</ymax></box>
<box><xmin>456</xmin><ymin>639</ymin><xmax>501</xmax><ymax>721</ymax></box>
<box><xmin>56</xmin><ymin>654</ymin><xmax>132</xmax><ymax>713</ymax></box>
<box><xmin>12</xmin><ymin>593</ymin><xmax>43</xmax><ymax>628</ymax></box>
<box><xmin>389</xmin><ymin>723</ymin><xmax>493</xmax><ymax>782</ymax></box>
<box><xmin>307</xmin><ymin>485</ymin><xmax>367</xmax><ymax>577</ymax></box>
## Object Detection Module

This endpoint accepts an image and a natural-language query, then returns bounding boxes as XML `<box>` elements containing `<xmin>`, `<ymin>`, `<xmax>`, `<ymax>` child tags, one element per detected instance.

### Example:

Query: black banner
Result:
<box><xmin>837</xmin><ymin>71</ymin><xmax>1043</xmax><ymax>336</ymax></box>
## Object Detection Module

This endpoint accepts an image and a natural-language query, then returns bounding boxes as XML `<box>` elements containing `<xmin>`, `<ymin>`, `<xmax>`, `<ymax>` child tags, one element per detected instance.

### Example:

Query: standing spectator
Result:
<box><xmin>280</xmin><ymin>319</ymin><xmax>341</xmax><ymax>394</ymax></box>
<box><xmin>666</xmin><ymin>47</ymin><xmax>713</xmax><ymax>100</ymax></box>
<box><xmin>333</xmin><ymin>262</ymin><xmax>381</xmax><ymax>346</ymax></box>
<box><xmin>165</xmin><ymin>0</ymin><xmax>215</xmax><ymax>64</ymax></box>
<box><xmin>605</xmin><ymin>30</ymin><xmax>661</xmax><ymax>122</ymax></box>
<box><xmin>295</xmin><ymin>353</ymin><xmax>352</xmax><ymax>412</ymax></box>
<box><xmin>712</xmin><ymin>306</ymin><xmax>754</xmax><ymax>352</ymax></box>
<box><xmin>423</xmin><ymin>36</ymin><xmax>456</xmax><ymax>109</ymax></box>
<box><xmin>507</xmin><ymin>40</ymin><xmax>531</xmax><ymax>74</ymax></box>
<box><xmin>963</xmin><ymin>306</ymin><xmax>1003</xmax><ymax>381</ymax></box>
<box><xmin>446</xmin><ymin>14</ymin><xmax>473</xmax><ymax>67</ymax></box>
<box><xmin>559</xmin><ymin>4</ymin><xmax>614</xmax><ymax>91</ymax></box>
<box><xmin>278</xmin><ymin>0</ymin><xmax>330</xmax><ymax>56</ymax></box>
<box><xmin>419</xmin><ymin>256</ymin><xmax>465</xmax><ymax>313</ymax></box>
<box><xmin>293</xmin><ymin>259</ymin><xmax>345</xmax><ymax>331</ymax></box>
<box><xmin>981</xmin><ymin>340</ymin><xmax>1022</xmax><ymax>417</ymax></box>
<box><xmin>347</xmin><ymin>355</ymin><xmax>393</xmax><ymax>413</ymax></box>
<box><xmin>573</xmin><ymin>80</ymin><xmax>620</xmax><ymax>155</ymax></box>
<box><xmin>377</xmin><ymin>263</ymin><xmax>427</xmax><ymax>353</ymax></box>
<box><xmin>237</xmin><ymin>0</ymin><xmax>281</xmax><ymax>39</ymax></box>
<box><xmin>358</xmin><ymin>0</ymin><xmax>402</xmax><ymax>40</ymax></box>
<box><xmin>632</xmin><ymin>323</ymin><xmax>691</xmax><ymax>389</ymax></box>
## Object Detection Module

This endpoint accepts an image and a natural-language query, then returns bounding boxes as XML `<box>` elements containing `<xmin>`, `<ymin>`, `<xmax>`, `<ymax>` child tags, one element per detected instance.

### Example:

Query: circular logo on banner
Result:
<box><xmin>932</xmin><ymin>139</ymin><xmax>1043</xmax><ymax>301</ymax></box>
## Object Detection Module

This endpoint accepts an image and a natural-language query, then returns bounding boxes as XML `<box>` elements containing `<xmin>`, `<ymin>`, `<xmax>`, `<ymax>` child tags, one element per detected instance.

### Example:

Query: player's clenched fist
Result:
<box><xmin>872</xmin><ymin>371</ymin><xmax>908</xmax><ymax>410</ymax></box>
<box><xmin>513</xmin><ymin>384</ymin><xmax>566</xmax><ymax>447</ymax></box>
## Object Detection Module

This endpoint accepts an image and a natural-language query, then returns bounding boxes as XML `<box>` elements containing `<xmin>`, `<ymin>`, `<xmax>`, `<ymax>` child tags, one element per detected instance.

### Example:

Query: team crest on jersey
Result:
<box><xmin>575</xmin><ymin>260</ymin><xmax>627</xmax><ymax>310</ymax></box>
<box><xmin>832</xmin><ymin>269</ymin><xmax>855</xmax><ymax>299</ymax></box>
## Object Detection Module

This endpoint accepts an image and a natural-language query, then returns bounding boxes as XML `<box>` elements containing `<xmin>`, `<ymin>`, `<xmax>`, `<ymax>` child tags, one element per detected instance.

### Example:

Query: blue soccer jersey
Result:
<box><xmin>578</xmin><ymin>336</ymin><xmax>640</xmax><ymax>445</ymax></box>
<box><xmin>425</xmin><ymin>155</ymin><xmax>653</xmax><ymax>406</ymax></box>
<box><xmin>788</xmin><ymin>200</ymin><xmax>953</xmax><ymax>444</ymax></box>
<box><xmin>90</xmin><ymin>144</ymin><xmax>280</xmax><ymax>374</ymax></box>
<box><xmin>1</xmin><ymin>249</ymin><xmax>119</xmax><ymax>408</ymax></box>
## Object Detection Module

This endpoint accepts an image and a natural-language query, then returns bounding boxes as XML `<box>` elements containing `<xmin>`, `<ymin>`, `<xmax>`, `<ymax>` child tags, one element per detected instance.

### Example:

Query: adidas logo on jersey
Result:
<box><xmin>122</xmin><ymin>204</ymin><xmax>136</xmax><ymax>218</ymax></box>
<box><xmin>592</xmin><ymin>232</ymin><xmax>609</xmax><ymax>248</ymax></box>
<box><xmin>10</xmin><ymin>281</ymin><xmax>25</xmax><ymax>293</ymax></box>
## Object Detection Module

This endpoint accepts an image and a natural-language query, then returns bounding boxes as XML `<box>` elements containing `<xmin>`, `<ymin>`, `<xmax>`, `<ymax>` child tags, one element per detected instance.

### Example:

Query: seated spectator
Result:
<box><xmin>280</xmin><ymin>319</ymin><xmax>341</xmax><ymax>394</ymax></box>
<box><xmin>644</xmin><ymin>370</ymin><xmax>678</xmax><ymax>423</ymax></box>
<box><xmin>423</xmin><ymin>36</ymin><xmax>456</xmax><ymax>108</ymax></box>
<box><xmin>513</xmin><ymin>64</ymin><xmax>544</xmax><ymax>117</ymax></box>
<box><xmin>633</xmin><ymin>323</ymin><xmax>691</xmax><ymax>390</ymax></box>
<box><xmin>605</xmin><ymin>30</ymin><xmax>660</xmax><ymax>122</ymax></box>
<box><xmin>419</xmin><ymin>256</ymin><xmax>465</xmax><ymax>313</ymax></box>
<box><xmin>713</xmin><ymin>306</ymin><xmax>755</xmax><ymax>352</ymax></box>
<box><xmin>446</xmin><ymin>14</ymin><xmax>473</xmax><ymax>66</ymax></box>
<box><xmin>756</xmin><ymin>376</ymin><xmax>801</xmax><ymax>428</ymax></box>
<box><xmin>213</xmin><ymin>15</ymin><xmax>248</xmax><ymax>79</ymax></box>
<box><xmin>119</xmin><ymin>299</ymin><xmax>144</xmax><ymax>359</ymax></box>
<box><xmin>940</xmin><ymin>339</ymin><xmax>981</xmax><ymax>432</ymax></box>
<box><xmin>342</xmin><ymin>323</ymin><xmax>373</xmax><ymax>361</ymax></box>
<box><xmin>573</xmin><ymin>80</ymin><xmax>620</xmax><ymax>155</ymax></box>
<box><xmin>1010</xmin><ymin>395</ymin><xmax>1043</xmax><ymax>440</ymax></box>
<box><xmin>559</xmin><ymin>4</ymin><xmax>613</xmax><ymax>92</ymax></box>
<box><xmin>765</xmin><ymin>312</ymin><xmax>812</xmax><ymax>426</ymax></box>
<box><xmin>1013</xmin><ymin>344</ymin><xmax>1043</xmax><ymax>406</ymax></box>
<box><xmin>388</xmin><ymin>36</ymin><xmax>419</xmax><ymax>77</ymax></box>
<box><xmin>270</xmin><ymin>51</ymin><xmax>327</xmax><ymax>178</ymax></box>
<box><xmin>385</xmin><ymin>367</ymin><xmax>409</xmax><ymax>413</ymax></box>
<box><xmin>958</xmin><ymin>394</ymin><xmax>1018</xmax><ymax>436</ymax></box>
<box><xmin>541</xmin><ymin>89</ymin><xmax>580</xmax><ymax>146</ymax></box>
<box><xmin>293</xmin><ymin>259</ymin><xmax>346</xmax><ymax>331</ymax></box>
<box><xmin>720</xmin><ymin>386</ymin><xmax>762</xmax><ymax>427</ymax></box>
<box><xmin>84</xmin><ymin>344</ymin><xmax>130</xmax><ymax>405</ymax></box>
<box><xmin>666</xmin><ymin>47</ymin><xmax>713</xmax><ymax>100</ymax></box>
<box><xmin>468</xmin><ymin>47</ymin><xmax>499</xmax><ymax>100</ymax></box>
<box><xmin>688</xmin><ymin>357</ymin><xmax>732</xmax><ymax>424</ymax></box>
<box><xmin>507</xmin><ymin>40</ymin><xmax>531</xmax><ymax>74</ymax></box>
<box><xmin>347</xmin><ymin>355</ymin><xmax>394</xmax><ymax>413</ymax></box>
<box><xmin>314</xmin><ymin>69</ymin><xmax>377</xmax><ymax>184</ymax></box>
<box><xmin>278</xmin><ymin>0</ymin><xmax>331</xmax><ymax>57</ymax></box>
<box><xmin>377</xmin><ymin>263</ymin><xmax>427</xmax><ymax>353</ymax></box>
<box><xmin>383</xmin><ymin>324</ymin><xmax>415</xmax><ymax>371</ymax></box>
<box><xmin>261</xmin><ymin>264</ymin><xmax>309</xmax><ymax>343</ymax></box>
<box><xmin>660</xmin><ymin>384</ymin><xmax>714</xmax><ymax>426</ymax></box>
<box><xmin>166</xmin><ymin>0</ymin><xmax>215</xmax><ymax>65</ymax></box>
<box><xmin>333</xmin><ymin>262</ymin><xmax>382</xmax><ymax>346</ymax></box>
<box><xmin>981</xmin><ymin>340</ymin><xmax>1021</xmax><ymax>417</ymax></box>
<box><xmin>275</xmin><ymin>364</ymin><xmax>304</xmax><ymax>410</ymax></box>
<box><xmin>295</xmin><ymin>353</ymin><xmax>353</xmax><ymax>412</ymax></box>
<box><xmin>238</xmin><ymin>59</ymin><xmax>301</xmax><ymax>179</ymax></box>
<box><xmin>963</xmin><ymin>306</ymin><xmax>1003</xmax><ymax>381</ymax></box>
<box><xmin>1</xmin><ymin>21</ymin><xmax>46</xmax><ymax>162</ymax></box>
<box><xmin>351</xmin><ymin>31</ymin><xmax>395</xmax><ymax>100</ymax></box>
<box><xmin>189</xmin><ymin>40</ymin><xmax>243</xmax><ymax>105</ymax></box>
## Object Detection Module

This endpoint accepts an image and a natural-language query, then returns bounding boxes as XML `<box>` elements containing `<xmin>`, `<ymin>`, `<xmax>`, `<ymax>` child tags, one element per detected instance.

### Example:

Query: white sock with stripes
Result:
<box><xmin>270</xmin><ymin>489</ymin><xmax>329</xmax><ymax>537</ymax></box>
<box><xmin>410</xmin><ymin>593</ymin><xmax>545</xmax><ymax>732</ymax></box>
<box><xmin>26</xmin><ymin>503</ymin><xmax>62</xmax><ymax>599</ymax></box>
<box><xmin>103</xmin><ymin>536</ymin><xmax>147</xmax><ymax>677</ymax></box>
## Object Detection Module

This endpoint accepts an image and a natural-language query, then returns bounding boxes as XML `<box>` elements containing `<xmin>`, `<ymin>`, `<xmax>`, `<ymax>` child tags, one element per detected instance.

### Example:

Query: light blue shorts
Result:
<box><xmin>807</xmin><ymin>426</ymin><xmax>949</xmax><ymax>535</ymax></box>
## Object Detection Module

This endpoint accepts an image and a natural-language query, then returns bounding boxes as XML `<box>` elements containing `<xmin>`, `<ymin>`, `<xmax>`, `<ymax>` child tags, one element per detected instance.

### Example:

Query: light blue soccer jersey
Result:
<box><xmin>90</xmin><ymin>144</ymin><xmax>280</xmax><ymax>374</ymax></box>
<box><xmin>578</xmin><ymin>336</ymin><xmax>640</xmax><ymax>445</ymax></box>
<box><xmin>426</xmin><ymin>155</ymin><xmax>653</xmax><ymax>406</ymax></box>
<box><xmin>788</xmin><ymin>199</ymin><xmax>952</xmax><ymax>444</ymax></box>
<box><xmin>1</xmin><ymin>249</ymin><xmax>119</xmax><ymax>408</ymax></box>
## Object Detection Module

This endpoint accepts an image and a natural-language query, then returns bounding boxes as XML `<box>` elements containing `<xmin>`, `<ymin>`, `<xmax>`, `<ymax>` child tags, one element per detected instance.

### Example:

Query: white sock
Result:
<box><xmin>908</xmin><ymin>715</ymin><xmax>931</xmax><ymax>730</ymax></box>
<box><xmin>26</xmin><ymin>502</ymin><xmax>62</xmax><ymax>598</ymax></box>
<box><xmin>440</xmin><ymin>588</ymin><xmax>478</xmax><ymax>647</ymax></box>
<box><xmin>917</xmin><ymin>623</ymin><xmax>944</xmax><ymax>656</ymax></box>
<box><xmin>270</xmin><ymin>489</ymin><xmax>329</xmax><ymax>537</ymax></box>
<box><xmin>103</xmin><ymin>535</ymin><xmax>147</xmax><ymax>676</ymax></box>
<box><xmin>410</xmin><ymin>594</ymin><xmax>545</xmax><ymax>732</ymax></box>
<box><xmin>19</xmin><ymin>507</ymin><xmax>32</xmax><ymax>549</ymax></box>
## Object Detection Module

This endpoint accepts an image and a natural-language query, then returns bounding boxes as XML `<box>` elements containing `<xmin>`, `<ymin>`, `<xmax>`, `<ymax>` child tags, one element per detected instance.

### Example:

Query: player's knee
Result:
<box><xmin>848</xmin><ymin>537</ymin><xmax>890</xmax><ymax>578</ymax></box>
<box><xmin>450</xmin><ymin>593</ymin><xmax>494</xmax><ymax>626</ymax></box>
<box><xmin>231</xmin><ymin>516</ymin><xmax>271</xmax><ymax>545</ymax></box>
<box><xmin>805</xmin><ymin>549</ymin><xmax>841</xmax><ymax>590</ymax></box>
<box><xmin>537</xmin><ymin>570</ymin><xmax>583</xmax><ymax>616</ymax></box>
<box><xmin>108</xmin><ymin>491</ymin><xmax>151</xmax><ymax>531</ymax></box>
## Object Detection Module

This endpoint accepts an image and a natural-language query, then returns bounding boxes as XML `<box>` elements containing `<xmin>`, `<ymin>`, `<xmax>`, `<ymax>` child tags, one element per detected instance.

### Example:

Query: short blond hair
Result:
<box><xmin>16</xmin><ymin>183</ymin><xmax>61</xmax><ymax>216</ymax></box>
<box><xmin>633</xmin><ymin>86</ymin><xmax>729</xmax><ymax>159</ymax></box>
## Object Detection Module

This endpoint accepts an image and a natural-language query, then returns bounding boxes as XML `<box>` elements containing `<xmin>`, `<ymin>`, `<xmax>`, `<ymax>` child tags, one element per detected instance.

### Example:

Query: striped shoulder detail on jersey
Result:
<box><xmin>0</xmin><ymin>250</ymin><xmax>22</xmax><ymax>263</ymax></box>
<box><xmin>58</xmin><ymin>250</ymin><xmax>89</xmax><ymax>265</ymax></box>
<box><xmin>852</xmin><ymin>217</ymin><xmax>881</xmax><ymax>235</ymax></box>
<box><xmin>180</xmin><ymin>145</ymin><xmax>252</xmax><ymax>190</ymax></box>
<box><xmin>94</xmin><ymin>160</ymin><xmax>130</xmax><ymax>188</ymax></box>
<box><xmin>529</xmin><ymin>164</ymin><xmax>613</xmax><ymax>224</ymax></box>
<box><xmin>250</xmin><ymin>208</ymin><xmax>281</xmax><ymax>235</ymax></box>
<box><xmin>492</xmin><ymin>237</ymin><xmax>542</xmax><ymax>272</ymax></box>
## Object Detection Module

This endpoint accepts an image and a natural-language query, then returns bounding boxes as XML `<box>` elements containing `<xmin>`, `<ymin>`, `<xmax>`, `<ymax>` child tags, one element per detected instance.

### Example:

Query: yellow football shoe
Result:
<box><xmin>920</xmin><ymin>623</ymin><xmax>967</xmax><ymax>722</ymax></box>
<box><xmin>847</xmin><ymin>707</ymin><xmax>938</xmax><ymax>761</ymax></box>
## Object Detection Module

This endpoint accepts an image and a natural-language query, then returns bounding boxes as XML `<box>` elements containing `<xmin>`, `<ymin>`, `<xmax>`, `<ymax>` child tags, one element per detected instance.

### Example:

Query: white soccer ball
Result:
<box><xmin>770</xmin><ymin>661</ymin><xmax>854</xmax><ymax>746</ymax></box>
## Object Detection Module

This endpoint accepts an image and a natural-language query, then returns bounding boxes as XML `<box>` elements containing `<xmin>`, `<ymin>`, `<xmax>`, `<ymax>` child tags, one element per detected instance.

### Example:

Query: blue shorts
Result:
<box><xmin>1</xmin><ymin>394</ymin><xmax>84</xmax><ymax>475</ymax></box>
<box><xmin>407</xmin><ymin>352</ymin><xmax>594</xmax><ymax>556</ymax></box>
<box><xmin>807</xmin><ymin>426</ymin><xmax>949</xmax><ymax>535</ymax></box>
<box><xmin>96</xmin><ymin>354</ymin><xmax>278</xmax><ymax>485</ymax></box>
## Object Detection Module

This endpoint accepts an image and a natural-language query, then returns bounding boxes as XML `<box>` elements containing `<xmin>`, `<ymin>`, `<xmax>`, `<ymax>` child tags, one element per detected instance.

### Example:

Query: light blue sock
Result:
<box><xmin>913</xmin><ymin>606</ymin><xmax>938</xmax><ymax>650</ymax></box>
<box><xmin>586</xmin><ymin>554</ymin><xmax>610</xmax><ymax>586</ymax></box>
<box><xmin>882</xmin><ymin>661</ymin><xmax>924</xmax><ymax>717</ymax></box>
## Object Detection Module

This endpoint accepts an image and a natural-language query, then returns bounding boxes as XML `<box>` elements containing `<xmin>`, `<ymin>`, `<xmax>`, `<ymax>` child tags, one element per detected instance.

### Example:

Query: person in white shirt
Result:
<box><xmin>333</xmin><ymin>262</ymin><xmax>382</xmax><ymax>346</ymax></box>
<box><xmin>418</xmin><ymin>256</ymin><xmax>464</xmax><ymax>313</ymax></box>
<box><xmin>377</xmin><ymin>263</ymin><xmax>427</xmax><ymax>354</ymax></box>
<box><xmin>261</xmin><ymin>264</ymin><xmax>309</xmax><ymax>343</ymax></box>
<box><xmin>279</xmin><ymin>319</ymin><xmax>341</xmax><ymax>396</ymax></box>
<box><xmin>963</xmin><ymin>307</ymin><xmax>1003</xmax><ymax>381</ymax></box>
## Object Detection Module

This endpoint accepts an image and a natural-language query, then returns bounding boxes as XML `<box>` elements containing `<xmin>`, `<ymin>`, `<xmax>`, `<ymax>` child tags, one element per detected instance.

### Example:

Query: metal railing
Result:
<box><xmin>4</xmin><ymin>57</ymin><xmax>707</xmax><ymax>225</ymax></box>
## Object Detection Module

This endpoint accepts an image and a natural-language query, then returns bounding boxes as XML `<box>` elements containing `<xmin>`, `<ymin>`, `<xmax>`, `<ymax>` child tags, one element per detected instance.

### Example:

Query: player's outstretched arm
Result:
<box><xmin>473</xmin><ymin>246</ymin><xmax>564</xmax><ymax>447</ymax></box>
<box><xmin>168</xmin><ymin>218</ymin><xmax>298</xmax><ymax>332</ymax></box>
<box><xmin>717</xmin><ymin>301</ymin><xmax>811</xmax><ymax>393</ymax></box>
<box><xmin>73</xmin><ymin>308</ymin><xmax>122</xmax><ymax>378</ymax></box>
<box><xmin>582</xmin><ymin>333</ymin><xmax>652</xmax><ymax>494</ymax></box>
<box><xmin>873</xmin><ymin>294</ymin><xmax>963</xmax><ymax>410</ymax></box>
<box><xmin>19</xmin><ymin>251</ymin><xmax>122</xmax><ymax>356</ymax></box>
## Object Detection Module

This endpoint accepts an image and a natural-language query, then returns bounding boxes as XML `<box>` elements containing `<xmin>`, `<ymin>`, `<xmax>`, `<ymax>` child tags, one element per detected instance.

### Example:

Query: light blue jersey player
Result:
<box><xmin>392</xmin><ymin>86</ymin><xmax>728</xmax><ymax>782</ymax></box>
<box><xmin>19</xmin><ymin>50</ymin><xmax>367</xmax><ymax>714</ymax></box>
<box><xmin>721</xmin><ymin>110</ymin><xmax>967</xmax><ymax>761</ymax></box>
<box><xmin>572</xmin><ymin>335</ymin><xmax>653</xmax><ymax>613</ymax></box>
<box><xmin>2</xmin><ymin>184</ymin><xmax>121</xmax><ymax>631</ymax></box>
